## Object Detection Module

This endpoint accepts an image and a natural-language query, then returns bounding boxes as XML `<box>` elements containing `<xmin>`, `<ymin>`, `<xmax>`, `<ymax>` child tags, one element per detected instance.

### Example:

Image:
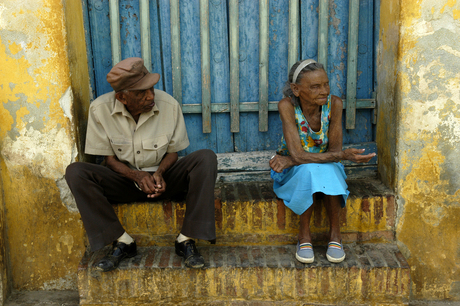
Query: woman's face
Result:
<box><xmin>292</xmin><ymin>69</ymin><xmax>330</xmax><ymax>106</ymax></box>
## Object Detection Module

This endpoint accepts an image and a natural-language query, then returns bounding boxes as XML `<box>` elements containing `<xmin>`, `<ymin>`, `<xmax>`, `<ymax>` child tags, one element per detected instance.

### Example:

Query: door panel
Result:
<box><xmin>86</xmin><ymin>0</ymin><xmax>378</xmax><ymax>155</ymax></box>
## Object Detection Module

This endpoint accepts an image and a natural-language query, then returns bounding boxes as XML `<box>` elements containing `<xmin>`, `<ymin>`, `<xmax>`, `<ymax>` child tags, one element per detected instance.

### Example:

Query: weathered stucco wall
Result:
<box><xmin>0</xmin><ymin>0</ymin><xmax>86</xmax><ymax>290</ymax></box>
<box><xmin>0</xmin><ymin>0</ymin><xmax>459</xmax><ymax>300</ymax></box>
<box><xmin>380</xmin><ymin>0</ymin><xmax>460</xmax><ymax>300</ymax></box>
<box><xmin>376</xmin><ymin>0</ymin><xmax>400</xmax><ymax>189</ymax></box>
<box><xmin>0</xmin><ymin>168</ymin><xmax>8</xmax><ymax>306</ymax></box>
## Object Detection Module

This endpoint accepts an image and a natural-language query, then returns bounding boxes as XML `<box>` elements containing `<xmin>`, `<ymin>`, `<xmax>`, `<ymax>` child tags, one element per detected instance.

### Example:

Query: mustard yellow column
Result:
<box><xmin>376</xmin><ymin>0</ymin><xmax>401</xmax><ymax>189</ymax></box>
<box><xmin>0</xmin><ymin>0</ymin><xmax>86</xmax><ymax>290</ymax></box>
<box><xmin>0</xmin><ymin>174</ymin><xmax>8</xmax><ymax>305</ymax></box>
<box><xmin>380</xmin><ymin>0</ymin><xmax>460</xmax><ymax>300</ymax></box>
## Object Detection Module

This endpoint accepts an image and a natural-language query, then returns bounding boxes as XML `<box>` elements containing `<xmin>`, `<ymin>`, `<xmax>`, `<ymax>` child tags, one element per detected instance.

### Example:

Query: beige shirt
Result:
<box><xmin>85</xmin><ymin>89</ymin><xmax>189</xmax><ymax>171</ymax></box>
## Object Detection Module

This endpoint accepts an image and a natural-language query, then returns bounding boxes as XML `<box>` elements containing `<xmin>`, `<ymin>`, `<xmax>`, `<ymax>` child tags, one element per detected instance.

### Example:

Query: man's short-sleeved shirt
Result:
<box><xmin>85</xmin><ymin>89</ymin><xmax>189</xmax><ymax>171</ymax></box>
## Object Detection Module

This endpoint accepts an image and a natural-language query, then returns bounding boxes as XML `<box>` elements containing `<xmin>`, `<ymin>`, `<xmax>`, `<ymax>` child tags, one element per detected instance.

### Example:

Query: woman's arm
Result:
<box><xmin>269</xmin><ymin>96</ymin><xmax>375</xmax><ymax>173</ymax></box>
<box><xmin>327</xmin><ymin>95</ymin><xmax>344</xmax><ymax>153</ymax></box>
<box><xmin>328</xmin><ymin>96</ymin><xmax>375</xmax><ymax>162</ymax></box>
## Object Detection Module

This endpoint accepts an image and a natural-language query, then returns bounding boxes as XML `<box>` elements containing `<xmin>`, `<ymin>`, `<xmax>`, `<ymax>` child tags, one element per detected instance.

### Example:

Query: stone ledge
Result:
<box><xmin>78</xmin><ymin>243</ymin><xmax>410</xmax><ymax>305</ymax></box>
<box><xmin>113</xmin><ymin>179</ymin><xmax>396</xmax><ymax>246</ymax></box>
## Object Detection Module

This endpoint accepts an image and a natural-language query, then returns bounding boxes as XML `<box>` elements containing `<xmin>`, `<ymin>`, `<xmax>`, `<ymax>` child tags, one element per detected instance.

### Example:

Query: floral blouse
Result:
<box><xmin>277</xmin><ymin>95</ymin><xmax>331</xmax><ymax>155</ymax></box>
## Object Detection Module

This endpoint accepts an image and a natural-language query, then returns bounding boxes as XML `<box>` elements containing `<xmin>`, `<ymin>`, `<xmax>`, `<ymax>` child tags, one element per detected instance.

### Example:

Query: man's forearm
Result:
<box><xmin>105</xmin><ymin>155</ymin><xmax>141</xmax><ymax>182</ymax></box>
<box><xmin>155</xmin><ymin>152</ymin><xmax>178</xmax><ymax>176</ymax></box>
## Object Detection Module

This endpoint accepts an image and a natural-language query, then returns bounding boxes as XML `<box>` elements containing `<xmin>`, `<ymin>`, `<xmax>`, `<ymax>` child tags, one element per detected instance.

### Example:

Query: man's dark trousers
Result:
<box><xmin>65</xmin><ymin>149</ymin><xmax>217</xmax><ymax>251</ymax></box>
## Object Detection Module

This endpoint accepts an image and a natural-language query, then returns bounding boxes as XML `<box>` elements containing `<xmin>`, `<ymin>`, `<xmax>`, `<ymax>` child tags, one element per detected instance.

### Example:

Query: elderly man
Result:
<box><xmin>65</xmin><ymin>57</ymin><xmax>217</xmax><ymax>271</ymax></box>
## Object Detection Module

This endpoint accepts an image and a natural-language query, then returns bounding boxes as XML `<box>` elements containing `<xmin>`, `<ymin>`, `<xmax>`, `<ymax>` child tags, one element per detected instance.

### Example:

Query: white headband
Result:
<box><xmin>292</xmin><ymin>59</ymin><xmax>317</xmax><ymax>83</ymax></box>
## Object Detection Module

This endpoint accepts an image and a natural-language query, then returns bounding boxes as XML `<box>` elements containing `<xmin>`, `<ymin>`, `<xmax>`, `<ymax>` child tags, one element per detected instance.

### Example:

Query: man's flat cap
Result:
<box><xmin>107</xmin><ymin>57</ymin><xmax>160</xmax><ymax>92</ymax></box>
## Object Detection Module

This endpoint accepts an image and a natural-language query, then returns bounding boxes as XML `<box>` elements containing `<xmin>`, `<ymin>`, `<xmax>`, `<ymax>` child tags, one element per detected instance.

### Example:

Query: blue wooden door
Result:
<box><xmin>84</xmin><ymin>0</ymin><xmax>379</xmax><ymax>156</ymax></box>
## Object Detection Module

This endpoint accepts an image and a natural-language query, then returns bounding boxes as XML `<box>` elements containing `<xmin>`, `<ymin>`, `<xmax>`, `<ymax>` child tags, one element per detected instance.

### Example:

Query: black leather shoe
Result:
<box><xmin>95</xmin><ymin>241</ymin><xmax>137</xmax><ymax>272</ymax></box>
<box><xmin>175</xmin><ymin>239</ymin><xmax>205</xmax><ymax>268</ymax></box>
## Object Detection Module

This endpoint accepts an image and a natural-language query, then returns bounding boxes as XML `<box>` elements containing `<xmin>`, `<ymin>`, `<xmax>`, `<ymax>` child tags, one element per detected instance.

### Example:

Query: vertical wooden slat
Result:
<box><xmin>258</xmin><ymin>0</ymin><xmax>269</xmax><ymax>132</ymax></box>
<box><xmin>200</xmin><ymin>0</ymin><xmax>211</xmax><ymax>133</ymax></box>
<box><xmin>318</xmin><ymin>0</ymin><xmax>328</xmax><ymax>68</ymax></box>
<box><xmin>158</xmin><ymin>1</ymin><xmax>173</xmax><ymax>95</ymax></box>
<box><xmin>140</xmin><ymin>0</ymin><xmax>152</xmax><ymax>71</ymax></box>
<box><xmin>81</xmin><ymin>0</ymin><xmax>96</xmax><ymax>99</ymax></box>
<box><xmin>210</xmin><ymin>0</ymin><xmax>232</xmax><ymax>152</ymax></box>
<box><xmin>373</xmin><ymin>0</ymin><xmax>380</xmax><ymax>125</ymax></box>
<box><xmin>234</xmin><ymin>0</ymin><xmax>259</xmax><ymax>152</ymax></box>
<box><xmin>170</xmin><ymin>0</ymin><xmax>182</xmax><ymax>106</ymax></box>
<box><xmin>109</xmin><ymin>0</ymin><xmax>121</xmax><ymax>65</ymax></box>
<box><xmin>374</xmin><ymin>0</ymin><xmax>380</xmax><ymax>94</ymax></box>
<box><xmin>229</xmin><ymin>0</ymin><xmax>240</xmax><ymax>133</ymax></box>
<box><xmin>149</xmin><ymin>0</ymin><xmax>164</xmax><ymax>90</ymax></box>
<box><xmin>346</xmin><ymin>0</ymin><xmax>360</xmax><ymax>129</ymax></box>
<box><xmin>300</xmin><ymin>0</ymin><xmax>319</xmax><ymax>61</ymax></box>
<box><xmin>288</xmin><ymin>0</ymin><xmax>299</xmax><ymax>72</ymax></box>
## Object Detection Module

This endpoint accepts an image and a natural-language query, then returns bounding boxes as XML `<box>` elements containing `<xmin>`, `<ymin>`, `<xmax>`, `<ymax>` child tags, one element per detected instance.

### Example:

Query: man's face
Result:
<box><xmin>116</xmin><ymin>88</ymin><xmax>155</xmax><ymax>118</ymax></box>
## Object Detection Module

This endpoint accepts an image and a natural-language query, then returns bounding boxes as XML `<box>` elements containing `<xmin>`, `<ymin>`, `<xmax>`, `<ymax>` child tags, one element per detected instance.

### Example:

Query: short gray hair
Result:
<box><xmin>282</xmin><ymin>60</ymin><xmax>325</xmax><ymax>106</ymax></box>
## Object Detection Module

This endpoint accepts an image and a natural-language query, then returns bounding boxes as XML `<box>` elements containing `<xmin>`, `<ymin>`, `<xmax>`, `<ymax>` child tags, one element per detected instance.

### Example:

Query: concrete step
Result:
<box><xmin>113</xmin><ymin>178</ymin><xmax>396</xmax><ymax>246</ymax></box>
<box><xmin>78</xmin><ymin>243</ymin><xmax>410</xmax><ymax>305</ymax></box>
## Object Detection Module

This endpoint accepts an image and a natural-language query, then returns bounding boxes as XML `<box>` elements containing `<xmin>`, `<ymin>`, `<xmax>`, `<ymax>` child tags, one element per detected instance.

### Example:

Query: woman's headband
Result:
<box><xmin>292</xmin><ymin>59</ymin><xmax>317</xmax><ymax>83</ymax></box>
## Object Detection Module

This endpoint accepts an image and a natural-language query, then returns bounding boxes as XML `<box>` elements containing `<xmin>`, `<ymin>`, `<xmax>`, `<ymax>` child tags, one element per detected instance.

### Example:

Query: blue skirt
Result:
<box><xmin>271</xmin><ymin>163</ymin><xmax>349</xmax><ymax>215</ymax></box>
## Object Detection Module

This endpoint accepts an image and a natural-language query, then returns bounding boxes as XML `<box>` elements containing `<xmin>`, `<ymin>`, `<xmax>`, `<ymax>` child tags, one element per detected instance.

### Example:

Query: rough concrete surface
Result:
<box><xmin>3</xmin><ymin>290</ymin><xmax>460</xmax><ymax>305</ymax></box>
<box><xmin>4</xmin><ymin>290</ymin><xmax>79</xmax><ymax>306</ymax></box>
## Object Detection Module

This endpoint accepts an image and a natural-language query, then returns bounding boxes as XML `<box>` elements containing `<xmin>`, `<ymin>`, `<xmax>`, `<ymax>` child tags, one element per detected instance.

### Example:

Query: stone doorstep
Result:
<box><xmin>113</xmin><ymin>178</ymin><xmax>396</xmax><ymax>246</ymax></box>
<box><xmin>78</xmin><ymin>243</ymin><xmax>410</xmax><ymax>306</ymax></box>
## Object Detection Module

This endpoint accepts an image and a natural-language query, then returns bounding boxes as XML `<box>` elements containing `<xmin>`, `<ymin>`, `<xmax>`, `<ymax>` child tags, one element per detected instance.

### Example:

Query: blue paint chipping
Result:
<box><xmin>149</xmin><ymin>0</ymin><xmax>164</xmax><ymax>91</ymax></box>
<box><xmin>120</xmin><ymin>0</ymin><xmax>141</xmax><ymax>59</ymax></box>
<box><xmin>158</xmin><ymin>0</ymin><xmax>173</xmax><ymax>94</ymax></box>
<box><xmin>209</xmin><ymin>0</ymin><xmax>233</xmax><ymax>153</ymax></box>
<box><xmin>343</xmin><ymin>0</ymin><xmax>374</xmax><ymax>144</ymax></box>
<box><xmin>84</xmin><ymin>0</ymin><xmax>378</xmax><ymax>154</ymax></box>
<box><xmin>300</xmin><ymin>0</ymin><xmax>319</xmax><ymax>61</ymax></box>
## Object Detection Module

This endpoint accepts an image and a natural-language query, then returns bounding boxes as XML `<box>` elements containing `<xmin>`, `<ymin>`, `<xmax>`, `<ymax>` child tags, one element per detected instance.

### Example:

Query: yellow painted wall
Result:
<box><xmin>0</xmin><ymin>0</ymin><xmax>87</xmax><ymax>290</ymax></box>
<box><xmin>0</xmin><ymin>0</ymin><xmax>459</xmax><ymax>301</ymax></box>
<box><xmin>379</xmin><ymin>0</ymin><xmax>460</xmax><ymax>300</ymax></box>
<box><xmin>0</xmin><ymin>168</ymin><xmax>8</xmax><ymax>305</ymax></box>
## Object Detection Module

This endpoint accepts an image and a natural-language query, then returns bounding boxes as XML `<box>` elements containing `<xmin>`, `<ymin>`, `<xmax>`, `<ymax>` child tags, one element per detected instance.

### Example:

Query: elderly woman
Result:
<box><xmin>269</xmin><ymin>59</ymin><xmax>375</xmax><ymax>264</ymax></box>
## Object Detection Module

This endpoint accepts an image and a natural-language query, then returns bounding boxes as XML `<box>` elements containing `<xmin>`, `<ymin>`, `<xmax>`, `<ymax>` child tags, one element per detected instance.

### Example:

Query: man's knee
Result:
<box><xmin>66</xmin><ymin>162</ymin><xmax>82</xmax><ymax>179</ymax></box>
<box><xmin>193</xmin><ymin>149</ymin><xmax>217</xmax><ymax>169</ymax></box>
<box><xmin>65</xmin><ymin>162</ymin><xmax>92</xmax><ymax>184</ymax></box>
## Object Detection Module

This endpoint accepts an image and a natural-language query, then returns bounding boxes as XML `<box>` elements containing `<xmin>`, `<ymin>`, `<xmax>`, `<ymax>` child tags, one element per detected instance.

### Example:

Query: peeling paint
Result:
<box><xmin>57</xmin><ymin>233</ymin><xmax>74</xmax><ymax>255</ymax></box>
<box><xmin>41</xmin><ymin>273</ymin><xmax>76</xmax><ymax>291</ymax></box>
<box><xmin>391</xmin><ymin>0</ymin><xmax>460</xmax><ymax>300</ymax></box>
<box><xmin>0</xmin><ymin>0</ymin><xmax>85</xmax><ymax>291</ymax></box>
<box><xmin>59</xmin><ymin>86</ymin><xmax>73</xmax><ymax>121</ymax></box>
<box><xmin>56</xmin><ymin>177</ymin><xmax>78</xmax><ymax>213</ymax></box>
<box><xmin>0</xmin><ymin>0</ymin><xmax>458</xmax><ymax>298</ymax></box>
<box><xmin>1</xmin><ymin>127</ymin><xmax>75</xmax><ymax>180</ymax></box>
<box><xmin>329</xmin><ymin>1</ymin><xmax>341</xmax><ymax>35</ymax></box>
<box><xmin>421</xmin><ymin>205</ymin><xmax>446</xmax><ymax>227</ymax></box>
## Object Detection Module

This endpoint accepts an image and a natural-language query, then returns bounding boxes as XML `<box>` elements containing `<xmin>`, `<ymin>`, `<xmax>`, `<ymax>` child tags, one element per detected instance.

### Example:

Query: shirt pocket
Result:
<box><xmin>110</xmin><ymin>137</ymin><xmax>133</xmax><ymax>162</ymax></box>
<box><xmin>142</xmin><ymin>135</ymin><xmax>170</xmax><ymax>164</ymax></box>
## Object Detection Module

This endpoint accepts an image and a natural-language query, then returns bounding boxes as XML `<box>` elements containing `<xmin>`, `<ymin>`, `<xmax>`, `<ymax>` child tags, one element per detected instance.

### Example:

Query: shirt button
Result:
<box><xmin>118</xmin><ymin>148</ymin><xmax>122</xmax><ymax>151</ymax></box>
<box><xmin>137</xmin><ymin>151</ymin><xmax>140</xmax><ymax>154</ymax></box>
<box><xmin>154</xmin><ymin>144</ymin><xmax>158</xmax><ymax>148</ymax></box>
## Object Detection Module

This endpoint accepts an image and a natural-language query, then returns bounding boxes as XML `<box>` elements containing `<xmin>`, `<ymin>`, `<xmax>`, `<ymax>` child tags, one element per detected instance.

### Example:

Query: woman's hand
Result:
<box><xmin>342</xmin><ymin>148</ymin><xmax>376</xmax><ymax>163</ymax></box>
<box><xmin>270</xmin><ymin>155</ymin><xmax>295</xmax><ymax>173</ymax></box>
